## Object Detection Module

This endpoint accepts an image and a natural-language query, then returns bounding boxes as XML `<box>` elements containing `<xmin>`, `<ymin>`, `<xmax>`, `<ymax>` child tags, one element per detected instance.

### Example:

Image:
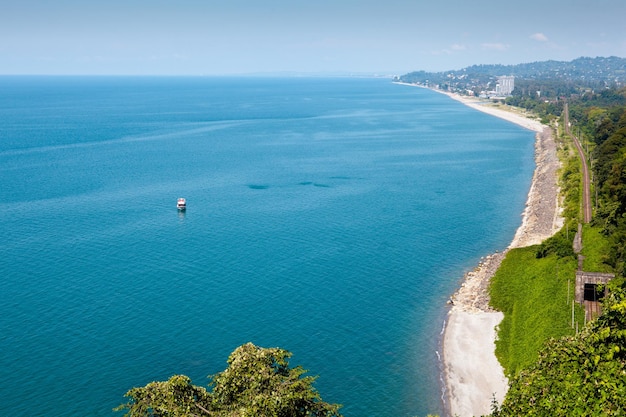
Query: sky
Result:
<box><xmin>1</xmin><ymin>0</ymin><xmax>625</xmax><ymax>76</ymax></box>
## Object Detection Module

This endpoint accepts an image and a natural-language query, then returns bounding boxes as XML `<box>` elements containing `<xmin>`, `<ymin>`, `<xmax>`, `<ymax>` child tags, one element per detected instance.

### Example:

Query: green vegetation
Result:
<box><xmin>487</xmin><ymin>103</ymin><xmax>589</xmax><ymax>378</ymax></box>
<box><xmin>493</xmin><ymin>283</ymin><xmax>626</xmax><ymax>416</ymax></box>
<box><xmin>490</xmin><ymin>245</ymin><xmax>582</xmax><ymax>376</ymax></box>
<box><xmin>115</xmin><ymin>343</ymin><xmax>342</xmax><ymax>417</ymax></box>
<box><xmin>582</xmin><ymin>224</ymin><xmax>614</xmax><ymax>272</ymax></box>
<box><xmin>559</xmin><ymin>148</ymin><xmax>583</xmax><ymax>221</ymax></box>
<box><xmin>487</xmin><ymin>70</ymin><xmax>626</xmax><ymax>416</ymax></box>
<box><xmin>535</xmin><ymin>226</ymin><xmax>577</xmax><ymax>260</ymax></box>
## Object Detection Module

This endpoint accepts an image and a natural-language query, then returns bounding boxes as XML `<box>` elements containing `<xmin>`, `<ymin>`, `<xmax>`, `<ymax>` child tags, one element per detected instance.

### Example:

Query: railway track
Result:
<box><xmin>564</xmin><ymin>102</ymin><xmax>592</xmax><ymax>223</ymax></box>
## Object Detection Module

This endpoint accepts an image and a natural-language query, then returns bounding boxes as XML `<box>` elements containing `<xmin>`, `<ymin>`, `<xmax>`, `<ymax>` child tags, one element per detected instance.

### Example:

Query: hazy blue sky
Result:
<box><xmin>2</xmin><ymin>0</ymin><xmax>625</xmax><ymax>75</ymax></box>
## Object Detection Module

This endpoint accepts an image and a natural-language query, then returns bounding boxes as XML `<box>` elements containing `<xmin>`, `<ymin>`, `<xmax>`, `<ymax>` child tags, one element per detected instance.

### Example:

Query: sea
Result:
<box><xmin>0</xmin><ymin>76</ymin><xmax>535</xmax><ymax>417</ymax></box>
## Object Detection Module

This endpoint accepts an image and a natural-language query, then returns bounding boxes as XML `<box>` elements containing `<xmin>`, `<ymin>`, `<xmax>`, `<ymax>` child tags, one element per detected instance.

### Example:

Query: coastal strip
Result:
<box><xmin>441</xmin><ymin>92</ymin><xmax>563</xmax><ymax>417</ymax></box>
<box><xmin>394</xmin><ymin>83</ymin><xmax>563</xmax><ymax>416</ymax></box>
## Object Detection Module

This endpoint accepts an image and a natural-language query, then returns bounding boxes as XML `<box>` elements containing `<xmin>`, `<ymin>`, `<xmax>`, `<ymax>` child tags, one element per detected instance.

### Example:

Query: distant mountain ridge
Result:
<box><xmin>398</xmin><ymin>56</ymin><xmax>626</xmax><ymax>88</ymax></box>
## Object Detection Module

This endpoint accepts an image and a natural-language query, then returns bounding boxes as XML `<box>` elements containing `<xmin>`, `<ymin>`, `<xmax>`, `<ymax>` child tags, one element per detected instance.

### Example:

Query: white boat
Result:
<box><xmin>177</xmin><ymin>198</ymin><xmax>186</xmax><ymax>211</ymax></box>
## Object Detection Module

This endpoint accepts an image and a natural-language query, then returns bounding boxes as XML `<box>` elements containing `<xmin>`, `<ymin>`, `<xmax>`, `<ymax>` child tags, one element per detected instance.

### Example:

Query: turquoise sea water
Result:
<box><xmin>0</xmin><ymin>77</ymin><xmax>535</xmax><ymax>416</ymax></box>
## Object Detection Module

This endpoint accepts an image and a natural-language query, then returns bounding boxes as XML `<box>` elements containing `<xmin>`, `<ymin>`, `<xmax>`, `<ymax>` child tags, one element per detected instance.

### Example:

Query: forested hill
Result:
<box><xmin>398</xmin><ymin>56</ymin><xmax>626</xmax><ymax>90</ymax></box>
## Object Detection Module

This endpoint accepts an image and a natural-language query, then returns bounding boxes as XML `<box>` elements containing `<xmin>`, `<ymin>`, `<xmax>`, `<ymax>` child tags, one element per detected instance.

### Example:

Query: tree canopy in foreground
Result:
<box><xmin>115</xmin><ymin>343</ymin><xmax>342</xmax><ymax>417</ymax></box>
<box><xmin>492</xmin><ymin>283</ymin><xmax>626</xmax><ymax>416</ymax></box>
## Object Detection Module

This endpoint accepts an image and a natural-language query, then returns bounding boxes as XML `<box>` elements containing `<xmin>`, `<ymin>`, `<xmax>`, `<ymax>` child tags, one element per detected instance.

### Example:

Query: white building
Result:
<box><xmin>495</xmin><ymin>76</ymin><xmax>515</xmax><ymax>96</ymax></box>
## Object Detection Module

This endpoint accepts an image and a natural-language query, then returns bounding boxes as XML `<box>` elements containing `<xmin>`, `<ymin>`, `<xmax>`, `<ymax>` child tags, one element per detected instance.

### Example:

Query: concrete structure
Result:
<box><xmin>495</xmin><ymin>76</ymin><xmax>515</xmax><ymax>96</ymax></box>
<box><xmin>575</xmin><ymin>271</ymin><xmax>615</xmax><ymax>320</ymax></box>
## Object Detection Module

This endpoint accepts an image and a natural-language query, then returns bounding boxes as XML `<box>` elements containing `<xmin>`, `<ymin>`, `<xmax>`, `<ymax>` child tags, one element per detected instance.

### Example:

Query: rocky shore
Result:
<box><xmin>440</xmin><ymin>94</ymin><xmax>563</xmax><ymax>417</ymax></box>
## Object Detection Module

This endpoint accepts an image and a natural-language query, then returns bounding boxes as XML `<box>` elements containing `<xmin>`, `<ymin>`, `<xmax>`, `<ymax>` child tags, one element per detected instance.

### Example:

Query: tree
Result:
<box><xmin>116</xmin><ymin>343</ymin><xmax>342</xmax><ymax>417</ymax></box>
<box><xmin>209</xmin><ymin>343</ymin><xmax>342</xmax><ymax>417</ymax></box>
<box><xmin>492</xmin><ymin>283</ymin><xmax>626</xmax><ymax>416</ymax></box>
<box><xmin>115</xmin><ymin>375</ymin><xmax>211</xmax><ymax>416</ymax></box>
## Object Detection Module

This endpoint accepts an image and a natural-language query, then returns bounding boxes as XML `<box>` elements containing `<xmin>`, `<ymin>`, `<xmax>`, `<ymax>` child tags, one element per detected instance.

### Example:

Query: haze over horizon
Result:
<box><xmin>2</xmin><ymin>0</ymin><xmax>626</xmax><ymax>76</ymax></box>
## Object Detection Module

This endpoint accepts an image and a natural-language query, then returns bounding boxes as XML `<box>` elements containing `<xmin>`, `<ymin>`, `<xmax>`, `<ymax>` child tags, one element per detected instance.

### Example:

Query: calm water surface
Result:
<box><xmin>0</xmin><ymin>77</ymin><xmax>535</xmax><ymax>416</ymax></box>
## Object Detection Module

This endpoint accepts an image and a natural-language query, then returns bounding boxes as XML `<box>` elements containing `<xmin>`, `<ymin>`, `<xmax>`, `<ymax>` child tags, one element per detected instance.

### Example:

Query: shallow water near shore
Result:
<box><xmin>0</xmin><ymin>76</ymin><xmax>535</xmax><ymax>416</ymax></box>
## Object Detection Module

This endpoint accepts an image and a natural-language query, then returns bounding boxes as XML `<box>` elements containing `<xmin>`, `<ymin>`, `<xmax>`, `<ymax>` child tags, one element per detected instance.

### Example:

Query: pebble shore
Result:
<box><xmin>440</xmin><ymin>93</ymin><xmax>563</xmax><ymax>417</ymax></box>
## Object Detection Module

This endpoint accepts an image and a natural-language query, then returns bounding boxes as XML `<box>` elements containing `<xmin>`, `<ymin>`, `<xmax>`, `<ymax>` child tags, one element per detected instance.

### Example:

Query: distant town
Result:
<box><xmin>396</xmin><ymin>56</ymin><xmax>626</xmax><ymax>100</ymax></box>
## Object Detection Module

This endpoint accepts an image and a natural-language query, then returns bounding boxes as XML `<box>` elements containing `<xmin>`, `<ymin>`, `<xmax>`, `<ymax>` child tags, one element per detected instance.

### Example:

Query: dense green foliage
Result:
<box><xmin>581</xmin><ymin>225</ymin><xmax>614</xmax><ymax>273</ymax></box>
<box><xmin>489</xmin><ymin>246</ymin><xmax>581</xmax><ymax>376</ymax></box>
<box><xmin>116</xmin><ymin>343</ymin><xmax>342</xmax><ymax>417</ymax></box>
<box><xmin>571</xmin><ymin>91</ymin><xmax>626</xmax><ymax>276</ymax></box>
<box><xmin>116</xmin><ymin>375</ymin><xmax>211</xmax><ymax>416</ymax></box>
<box><xmin>488</xmin><ymin>74</ymin><xmax>626</xmax><ymax>416</ymax></box>
<box><xmin>559</xmin><ymin>152</ymin><xmax>583</xmax><ymax>221</ymax></box>
<box><xmin>493</xmin><ymin>283</ymin><xmax>626</xmax><ymax>416</ymax></box>
<box><xmin>509</xmin><ymin>86</ymin><xmax>626</xmax><ymax>123</ymax></box>
<box><xmin>535</xmin><ymin>227</ymin><xmax>577</xmax><ymax>260</ymax></box>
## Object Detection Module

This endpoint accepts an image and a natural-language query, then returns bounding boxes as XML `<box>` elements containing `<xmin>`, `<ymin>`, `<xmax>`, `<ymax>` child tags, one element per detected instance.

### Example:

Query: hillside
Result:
<box><xmin>397</xmin><ymin>56</ymin><xmax>626</xmax><ymax>95</ymax></box>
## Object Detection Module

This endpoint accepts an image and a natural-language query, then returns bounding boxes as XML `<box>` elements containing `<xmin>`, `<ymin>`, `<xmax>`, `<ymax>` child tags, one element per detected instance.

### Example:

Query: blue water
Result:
<box><xmin>0</xmin><ymin>77</ymin><xmax>535</xmax><ymax>416</ymax></box>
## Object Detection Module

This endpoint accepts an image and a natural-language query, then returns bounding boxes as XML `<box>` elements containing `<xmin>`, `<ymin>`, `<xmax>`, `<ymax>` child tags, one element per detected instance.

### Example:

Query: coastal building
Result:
<box><xmin>495</xmin><ymin>76</ymin><xmax>515</xmax><ymax>96</ymax></box>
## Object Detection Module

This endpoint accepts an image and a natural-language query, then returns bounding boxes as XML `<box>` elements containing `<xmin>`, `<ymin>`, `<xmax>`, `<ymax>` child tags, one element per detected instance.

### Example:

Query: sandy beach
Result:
<box><xmin>440</xmin><ymin>91</ymin><xmax>563</xmax><ymax>417</ymax></box>
<box><xmin>396</xmin><ymin>82</ymin><xmax>563</xmax><ymax>415</ymax></box>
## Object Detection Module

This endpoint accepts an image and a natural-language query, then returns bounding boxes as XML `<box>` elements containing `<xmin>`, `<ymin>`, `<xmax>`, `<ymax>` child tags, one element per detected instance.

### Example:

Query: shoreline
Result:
<box><xmin>395</xmin><ymin>83</ymin><xmax>563</xmax><ymax>416</ymax></box>
<box><xmin>442</xmin><ymin>91</ymin><xmax>563</xmax><ymax>416</ymax></box>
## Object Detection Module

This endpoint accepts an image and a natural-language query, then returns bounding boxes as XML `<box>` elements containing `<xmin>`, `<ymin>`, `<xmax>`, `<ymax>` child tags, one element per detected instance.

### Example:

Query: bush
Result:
<box><xmin>494</xmin><ymin>284</ymin><xmax>626</xmax><ymax>416</ymax></box>
<box><xmin>490</xmin><ymin>247</ymin><xmax>581</xmax><ymax>376</ymax></box>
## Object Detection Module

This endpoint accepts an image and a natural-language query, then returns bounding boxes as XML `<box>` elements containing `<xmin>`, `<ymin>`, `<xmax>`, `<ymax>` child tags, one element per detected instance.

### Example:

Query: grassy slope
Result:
<box><xmin>582</xmin><ymin>224</ymin><xmax>614</xmax><ymax>273</ymax></box>
<box><xmin>489</xmin><ymin>246</ymin><xmax>584</xmax><ymax>377</ymax></box>
<box><xmin>488</xmin><ymin>122</ymin><xmax>595</xmax><ymax>378</ymax></box>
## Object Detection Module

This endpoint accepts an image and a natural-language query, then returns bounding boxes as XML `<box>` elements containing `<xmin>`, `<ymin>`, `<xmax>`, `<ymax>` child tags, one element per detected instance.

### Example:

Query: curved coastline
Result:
<box><xmin>441</xmin><ymin>92</ymin><xmax>563</xmax><ymax>416</ymax></box>
<box><xmin>395</xmin><ymin>83</ymin><xmax>563</xmax><ymax>416</ymax></box>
